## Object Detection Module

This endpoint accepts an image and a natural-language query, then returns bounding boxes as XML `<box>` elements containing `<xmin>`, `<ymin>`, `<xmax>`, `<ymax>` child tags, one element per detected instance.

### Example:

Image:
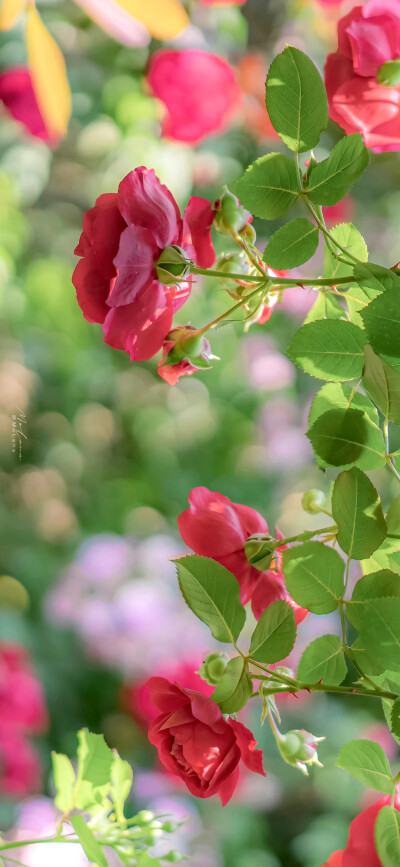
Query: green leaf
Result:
<box><xmin>346</xmin><ymin>285</ymin><xmax>382</xmax><ymax>329</ymax></box>
<box><xmin>360</xmin><ymin>598</ymin><xmax>400</xmax><ymax>671</ymax></box>
<box><xmin>136</xmin><ymin>855</ymin><xmax>161</xmax><ymax>867</ymax></box>
<box><xmin>378</xmin><ymin>59</ymin><xmax>400</xmax><ymax>85</ymax></box>
<box><xmin>70</xmin><ymin>815</ymin><xmax>107</xmax><ymax>867</ymax></box>
<box><xmin>234</xmin><ymin>153</ymin><xmax>298</xmax><ymax>220</ymax></box>
<box><xmin>346</xmin><ymin>570</ymin><xmax>400</xmax><ymax>631</ymax></box>
<box><xmin>353</xmin><ymin>262</ymin><xmax>400</xmax><ymax>294</ymax></box>
<box><xmin>264</xmin><ymin>218</ymin><xmax>319</xmax><ymax>269</ymax></box>
<box><xmin>391</xmin><ymin>698</ymin><xmax>400</xmax><ymax>740</ymax></box>
<box><xmin>297</xmin><ymin>634</ymin><xmax>347</xmax><ymax>685</ymax></box>
<box><xmin>332</xmin><ymin>468</ymin><xmax>386</xmax><ymax>559</ymax></box>
<box><xmin>337</xmin><ymin>740</ymin><xmax>394</xmax><ymax>795</ymax></box>
<box><xmin>304</xmin><ymin>292</ymin><xmax>345</xmax><ymax>323</ymax></box>
<box><xmin>350</xmin><ymin>636</ymin><xmax>385</xmax><ymax>676</ymax></box>
<box><xmin>363</xmin><ymin>345</ymin><xmax>400</xmax><ymax>424</ymax></box>
<box><xmin>111</xmin><ymin>753</ymin><xmax>132</xmax><ymax>821</ymax></box>
<box><xmin>175</xmin><ymin>555</ymin><xmax>245</xmax><ymax>644</ymax></box>
<box><xmin>306</xmin><ymin>134</ymin><xmax>369</xmax><ymax>205</ymax></box>
<box><xmin>51</xmin><ymin>752</ymin><xmax>76</xmax><ymax>814</ymax></box>
<box><xmin>386</xmin><ymin>496</ymin><xmax>400</xmax><ymax>545</ymax></box>
<box><xmin>211</xmin><ymin>656</ymin><xmax>252</xmax><ymax>713</ymax></box>
<box><xmin>361</xmin><ymin>287</ymin><xmax>400</xmax><ymax>370</ymax></box>
<box><xmin>266</xmin><ymin>46</ymin><xmax>328</xmax><ymax>152</ymax></box>
<box><xmin>249</xmin><ymin>600</ymin><xmax>296</xmax><ymax>663</ymax></box>
<box><xmin>362</xmin><ymin>545</ymin><xmax>400</xmax><ymax>576</ymax></box>
<box><xmin>308</xmin><ymin>407</ymin><xmax>386</xmax><ymax>470</ymax></box>
<box><xmin>75</xmin><ymin>729</ymin><xmax>114</xmax><ymax>810</ymax></box>
<box><xmin>282</xmin><ymin>541</ymin><xmax>345</xmax><ymax>614</ymax></box>
<box><xmin>288</xmin><ymin>320</ymin><xmax>366</xmax><ymax>381</ymax></box>
<box><xmin>324</xmin><ymin>224</ymin><xmax>368</xmax><ymax>286</ymax></box>
<box><xmin>375</xmin><ymin>806</ymin><xmax>400</xmax><ymax>867</ymax></box>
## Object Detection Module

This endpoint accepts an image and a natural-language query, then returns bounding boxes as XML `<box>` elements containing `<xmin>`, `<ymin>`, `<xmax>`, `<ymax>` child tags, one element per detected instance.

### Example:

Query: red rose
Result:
<box><xmin>72</xmin><ymin>167</ymin><xmax>215</xmax><ymax>361</ymax></box>
<box><xmin>158</xmin><ymin>327</ymin><xmax>215</xmax><ymax>386</ymax></box>
<box><xmin>0</xmin><ymin>67</ymin><xmax>54</xmax><ymax>142</ymax></box>
<box><xmin>147</xmin><ymin>50</ymin><xmax>241</xmax><ymax>144</ymax></box>
<box><xmin>325</xmin><ymin>0</ymin><xmax>400</xmax><ymax>151</ymax></box>
<box><xmin>147</xmin><ymin>676</ymin><xmax>265</xmax><ymax>804</ymax></box>
<box><xmin>123</xmin><ymin>659</ymin><xmax>213</xmax><ymax>727</ymax></box>
<box><xmin>178</xmin><ymin>486</ymin><xmax>269</xmax><ymax>604</ymax></box>
<box><xmin>323</xmin><ymin>796</ymin><xmax>400</xmax><ymax>866</ymax></box>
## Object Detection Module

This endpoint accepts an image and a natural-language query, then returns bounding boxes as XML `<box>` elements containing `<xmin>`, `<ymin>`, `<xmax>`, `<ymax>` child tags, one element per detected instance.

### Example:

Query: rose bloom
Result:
<box><xmin>323</xmin><ymin>795</ymin><xmax>400</xmax><ymax>866</ymax></box>
<box><xmin>325</xmin><ymin>0</ymin><xmax>400</xmax><ymax>151</ymax></box>
<box><xmin>0</xmin><ymin>67</ymin><xmax>53</xmax><ymax>142</ymax></box>
<box><xmin>148</xmin><ymin>50</ymin><xmax>241</xmax><ymax>143</ymax></box>
<box><xmin>0</xmin><ymin>644</ymin><xmax>47</xmax><ymax>733</ymax></box>
<box><xmin>123</xmin><ymin>659</ymin><xmax>213</xmax><ymax>726</ymax></box>
<box><xmin>72</xmin><ymin>167</ymin><xmax>215</xmax><ymax>362</ymax></box>
<box><xmin>0</xmin><ymin>726</ymin><xmax>41</xmax><ymax>797</ymax></box>
<box><xmin>178</xmin><ymin>487</ymin><xmax>307</xmax><ymax>625</ymax></box>
<box><xmin>147</xmin><ymin>677</ymin><xmax>265</xmax><ymax>804</ymax></box>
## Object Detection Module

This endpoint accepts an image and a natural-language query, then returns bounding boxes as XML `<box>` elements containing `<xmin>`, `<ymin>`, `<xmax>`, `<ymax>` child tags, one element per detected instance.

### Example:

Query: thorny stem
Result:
<box><xmin>300</xmin><ymin>194</ymin><xmax>361</xmax><ymax>265</ymax></box>
<box><xmin>247</xmin><ymin>658</ymin><xmax>398</xmax><ymax>701</ymax></box>
<box><xmin>232</xmin><ymin>232</ymin><xmax>268</xmax><ymax>278</ymax></box>
<box><xmin>197</xmin><ymin>285</ymin><xmax>266</xmax><ymax>335</ymax></box>
<box><xmin>190</xmin><ymin>266</ymin><xmax>355</xmax><ymax>287</ymax></box>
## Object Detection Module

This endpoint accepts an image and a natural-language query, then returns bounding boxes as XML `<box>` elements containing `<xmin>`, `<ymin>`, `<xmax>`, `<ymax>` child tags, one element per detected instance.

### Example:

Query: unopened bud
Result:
<box><xmin>244</xmin><ymin>534</ymin><xmax>277</xmax><ymax>571</ymax></box>
<box><xmin>239</xmin><ymin>221</ymin><xmax>256</xmax><ymax>243</ymax></box>
<box><xmin>277</xmin><ymin>729</ymin><xmax>324</xmax><ymax>775</ymax></box>
<box><xmin>199</xmin><ymin>652</ymin><xmax>229</xmax><ymax>685</ymax></box>
<box><xmin>213</xmin><ymin>187</ymin><xmax>251</xmax><ymax>235</ymax></box>
<box><xmin>301</xmin><ymin>489</ymin><xmax>327</xmax><ymax>514</ymax></box>
<box><xmin>156</xmin><ymin>246</ymin><xmax>190</xmax><ymax>285</ymax></box>
<box><xmin>133</xmin><ymin>810</ymin><xmax>154</xmax><ymax>824</ymax></box>
<box><xmin>165</xmin><ymin>328</ymin><xmax>204</xmax><ymax>363</ymax></box>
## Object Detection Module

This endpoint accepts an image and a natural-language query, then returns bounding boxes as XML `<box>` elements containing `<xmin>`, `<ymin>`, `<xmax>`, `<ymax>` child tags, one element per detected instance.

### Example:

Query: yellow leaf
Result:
<box><xmin>115</xmin><ymin>0</ymin><xmax>188</xmax><ymax>40</ymax></box>
<box><xmin>0</xmin><ymin>0</ymin><xmax>27</xmax><ymax>30</ymax></box>
<box><xmin>25</xmin><ymin>5</ymin><xmax>71</xmax><ymax>138</ymax></box>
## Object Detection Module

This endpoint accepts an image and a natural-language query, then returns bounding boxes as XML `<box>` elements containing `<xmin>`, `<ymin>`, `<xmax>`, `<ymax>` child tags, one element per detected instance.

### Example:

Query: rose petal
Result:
<box><xmin>182</xmin><ymin>196</ymin><xmax>216</xmax><ymax>268</ymax></box>
<box><xmin>109</xmin><ymin>224</ymin><xmax>158</xmax><ymax>308</ymax></box>
<box><xmin>117</xmin><ymin>167</ymin><xmax>181</xmax><ymax>249</ymax></box>
<box><xmin>228</xmin><ymin>719</ymin><xmax>266</xmax><ymax>777</ymax></box>
<box><xmin>103</xmin><ymin>281</ymin><xmax>173</xmax><ymax>361</ymax></box>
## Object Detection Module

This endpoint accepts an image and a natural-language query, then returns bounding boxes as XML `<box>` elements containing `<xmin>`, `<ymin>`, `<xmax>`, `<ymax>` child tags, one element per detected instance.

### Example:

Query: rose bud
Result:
<box><xmin>244</xmin><ymin>534</ymin><xmax>277</xmax><ymax>571</ymax></box>
<box><xmin>158</xmin><ymin>327</ymin><xmax>218</xmax><ymax>386</ymax></box>
<box><xmin>199</xmin><ymin>653</ymin><xmax>229</xmax><ymax>685</ymax></box>
<box><xmin>213</xmin><ymin>187</ymin><xmax>252</xmax><ymax>235</ymax></box>
<box><xmin>301</xmin><ymin>489</ymin><xmax>327</xmax><ymax>514</ymax></box>
<box><xmin>277</xmin><ymin>729</ymin><xmax>324</xmax><ymax>775</ymax></box>
<box><xmin>156</xmin><ymin>246</ymin><xmax>190</xmax><ymax>285</ymax></box>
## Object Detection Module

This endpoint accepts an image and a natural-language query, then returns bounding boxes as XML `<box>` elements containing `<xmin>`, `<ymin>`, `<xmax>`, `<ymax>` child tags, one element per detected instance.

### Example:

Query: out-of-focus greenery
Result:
<box><xmin>1</xmin><ymin>1</ymin><xmax>400</xmax><ymax>865</ymax></box>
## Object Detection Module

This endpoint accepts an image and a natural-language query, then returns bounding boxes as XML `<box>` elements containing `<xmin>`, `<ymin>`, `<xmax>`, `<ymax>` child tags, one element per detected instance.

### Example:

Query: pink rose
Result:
<box><xmin>158</xmin><ymin>327</ymin><xmax>215</xmax><ymax>386</ymax></box>
<box><xmin>0</xmin><ymin>67</ymin><xmax>54</xmax><ymax>142</ymax></box>
<box><xmin>0</xmin><ymin>727</ymin><xmax>41</xmax><ymax>797</ymax></box>
<box><xmin>72</xmin><ymin>168</ymin><xmax>215</xmax><ymax>361</ymax></box>
<box><xmin>147</xmin><ymin>50</ymin><xmax>241</xmax><ymax>143</ymax></box>
<box><xmin>0</xmin><ymin>644</ymin><xmax>47</xmax><ymax>733</ymax></box>
<box><xmin>323</xmin><ymin>796</ymin><xmax>400</xmax><ymax>866</ymax></box>
<box><xmin>325</xmin><ymin>1</ymin><xmax>400</xmax><ymax>151</ymax></box>
<box><xmin>147</xmin><ymin>676</ymin><xmax>265</xmax><ymax>804</ymax></box>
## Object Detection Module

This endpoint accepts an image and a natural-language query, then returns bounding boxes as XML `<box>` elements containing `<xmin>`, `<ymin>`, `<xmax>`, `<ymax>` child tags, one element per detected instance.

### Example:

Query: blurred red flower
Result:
<box><xmin>148</xmin><ymin>49</ymin><xmax>241</xmax><ymax>143</ymax></box>
<box><xmin>147</xmin><ymin>676</ymin><xmax>265</xmax><ymax>804</ymax></box>
<box><xmin>72</xmin><ymin>167</ymin><xmax>215</xmax><ymax>361</ymax></box>
<box><xmin>325</xmin><ymin>0</ymin><xmax>400</xmax><ymax>151</ymax></box>
<box><xmin>0</xmin><ymin>67</ymin><xmax>54</xmax><ymax>142</ymax></box>
<box><xmin>323</xmin><ymin>795</ymin><xmax>400</xmax><ymax>866</ymax></box>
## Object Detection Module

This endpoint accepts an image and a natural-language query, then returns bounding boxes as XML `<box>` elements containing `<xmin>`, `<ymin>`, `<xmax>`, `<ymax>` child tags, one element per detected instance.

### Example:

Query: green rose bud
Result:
<box><xmin>199</xmin><ymin>652</ymin><xmax>229</xmax><ymax>685</ymax></box>
<box><xmin>156</xmin><ymin>245</ymin><xmax>190</xmax><ymax>285</ymax></box>
<box><xmin>277</xmin><ymin>729</ymin><xmax>324</xmax><ymax>775</ymax></box>
<box><xmin>213</xmin><ymin>187</ymin><xmax>250</xmax><ymax>235</ymax></box>
<box><xmin>301</xmin><ymin>489</ymin><xmax>327</xmax><ymax>514</ymax></box>
<box><xmin>165</xmin><ymin>328</ymin><xmax>205</xmax><ymax>363</ymax></box>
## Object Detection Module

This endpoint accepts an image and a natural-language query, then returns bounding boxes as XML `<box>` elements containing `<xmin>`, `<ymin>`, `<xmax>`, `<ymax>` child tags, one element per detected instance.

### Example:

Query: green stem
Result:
<box><xmin>0</xmin><ymin>838</ymin><xmax>80</xmax><ymax>854</ymax></box>
<box><xmin>232</xmin><ymin>232</ymin><xmax>268</xmax><ymax>278</ymax></box>
<box><xmin>197</xmin><ymin>285</ymin><xmax>266</xmax><ymax>335</ymax></box>
<box><xmin>248</xmin><ymin>659</ymin><xmax>397</xmax><ymax>701</ymax></box>
<box><xmin>190</xmin><ymin>266</ymin><xmax>354</xmax><ymax>287</ymax></box>
<box><xmin>301</xmin><ymin>194</ymin><xmax>360</xmax><ymax>264</ymax></box>
<box><xmin>338</xmin><ymin>600</ymin><xmax>379</xmax><ymax>691</ymax></box>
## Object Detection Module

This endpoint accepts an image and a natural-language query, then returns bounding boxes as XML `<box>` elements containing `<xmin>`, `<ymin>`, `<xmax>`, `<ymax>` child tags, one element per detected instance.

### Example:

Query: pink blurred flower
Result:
<box><xmin>73</xmin><ymin>167</ymin><xmax>215</xmax><ymax>362</ymax></box>
<box><xmin>242</xmin><ymin>336</ymin><xmax>295</xmax><ymax>391</ymax></box>
<box><xmin>0</xmin><ymin>728</ymin><xmax>41</xmax><ymax>797</ymax></box>
<box><xmin>148</xmin><ymin>50</ymin><xmax>241</xmax><ymax>143</ymax></box>
<box><xmin>325</xmin><ymin>0</ymin><xmax>400</xmax><ymax>151</ymax></box>
<box><xmin>236</xmin><ymin>53</ymin><xmax>279</xmax><ymax>141</ymax></box>
<box><xmin>0</xmin><ymin>67</ymin><xmax>54</xmax><ymax>142</ymax></box>
<box><xmin>0</xmin><ymin>644</ymin><xmax>48</xmax><ymax>732</ymax></box>
<box><xmin>323</xmin><ymin>196</ymin><xmax>355</xmax><ymax>227</ymax></box>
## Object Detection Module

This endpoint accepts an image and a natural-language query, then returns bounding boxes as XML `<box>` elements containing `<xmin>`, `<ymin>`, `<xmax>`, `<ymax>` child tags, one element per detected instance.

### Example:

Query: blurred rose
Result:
<box><xmin>325</xmin><ymin>0</ymin><xmax>400</xmax><ymax>151</ymax></box>
<box><xmin>323</xmin><ymin>792</ymin><xmax>400</xmax><ymax>866</ymax></box>
<box><xmin>0</xmin><ymin>644</ymin><xmax>47</xmax><ymax>732</ymax></box>
<box><xmin>148</xmin><ymin>50</ymin><xmax>241</xmax><ymax>143</ymax></box>
<box><xmin>242</xmin><ymin>336</ymin><xmax>295</xmax><ymax>392</ymax></box>
<box><xmin>237</xmin><ymin>53</ymin><xmax>279</xmax><ymax>140</ymax></box>
<box><xmin>323</xmin><ymin>196</ymin><xmax>355</xmax><ymax>227</ymax></box>
<box><xmin>0</xmin><ymin>68</ymin><xmax>54</xmax><ymax>142</ymax></box>
<box><xmin>0</xmin><ymin>728</ymin><xmax>41</xmax><ymax>798</ymax></box>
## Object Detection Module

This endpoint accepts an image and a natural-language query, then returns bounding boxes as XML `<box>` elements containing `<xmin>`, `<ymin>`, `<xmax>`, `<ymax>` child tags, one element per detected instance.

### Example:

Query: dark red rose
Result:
<box><xmin>72</xmin><ymin>167</ymin><xmax>215</xmax><ymax>361</ymax></box>
<box><xmin>325</xmin><ymin>1</ymin><xmax>400</xmax><ymax>151</ymax></box>
<box><xmin>147</xmin><ymin>676</ymin><xmax>265</xmax><ymax>804</ymax></box>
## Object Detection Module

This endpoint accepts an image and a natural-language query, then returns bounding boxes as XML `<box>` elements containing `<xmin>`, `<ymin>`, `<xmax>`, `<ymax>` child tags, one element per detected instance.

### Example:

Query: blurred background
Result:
<box><xmin>1</xmin><ymin>0</ymin><xmax>400</xmax><ymax>865</ymax></box>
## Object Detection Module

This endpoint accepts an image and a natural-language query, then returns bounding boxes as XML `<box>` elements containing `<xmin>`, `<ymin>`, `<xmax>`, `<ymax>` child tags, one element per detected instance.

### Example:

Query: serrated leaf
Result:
<box><xmin>304</xmin><ymin>293</ymin><xmax>345</xmax><ymax>323</ymax></box>
<box><xmin>360</xmin><ymin>598</ymin><xmax>400</xmax><ymax>671</ymax></box>
<box><xmin>70</xmin><ymin>815</ymin><xmax>107</xmax><ymax>867</ymax></box>
<box><xmin>266</xmin><ymin>46</ymin><xmax>328</xmax><ymax>152</ymax></box>
<box><xmin>362</xmin><ymin>546</ymin><xmax>400</xmax><ymax>576</ymax></box>
<box><xmin>51</xmin><ymin>752</ymin><xmax>76</xmax><ymax>814</ymax></box>
<box><xmin>264</xmin><ymin>219</ymin><xmax>319</xmax><ymax>270</ymax></box>
<box><xmin>375</xmin><ymin>806</ymin><xmax>400</xmax><ymax>867</ymax></box>
<box><xmin>308</xmin><ymin>382</ymin><xmax>382</xmax><ymax>465</ymax></box>
<box><xmin>324</xmin><ymin>223</ymin><xmax>368</xmax><ymax>286</ymax></box>
<box><xmin>350</xmin><ymin>636</ymin><xmax>385</xmax><ymax>675</ymax></box>
<box><xmin>386</xmin><ymin>496</ymin><xmax>400</xmax><ymax>545</ymax></box>
<box><xmin>391</xmin><ymin>698</ymin><xmax>400</xmax><ymax>740</ymax></box>
<box><xmin>75</xmin><ymin>729</ymin><xmax>113</xmax><ymax>810</ymax></box>
<box><xmin>346</xmin><ymin>571</ymin><xmax>400</xmax><ymax>631</ymax></box>
<box><xmin>361</xmin><ymin>287</ymin><xmax>400</xmax><ymax>373</ymax></box>
<box><xmin>354</xmin><ymin>262</ymin><xmax>400</xmax><ymax>295</ymax></box>
<box><xmin>363</xmin><ymin>345</ymin><xmax>400</xmax><ymax>424</ymax></box>
<box><xmin>211</xmin><ymin>656</ymin><xmax>252</xmax><ymax>714</ymax></box>
<box><xmin>282</xmin><ymin>541</ymin><xmax>345</xmax><ymax>614</ymax></box>
<box><xmin>297</xmin><ymin>634</ymin><xmax>347</xmax><ymax>685</ymax></box>
<box><xmin>26</xmin><ymin>5</ymin><xmax>71</xmax><ymax>138</ymax></box>
<box><xmin>332</xmin><ymin>468</ymin><xmax>386</xmax><ymax>559</ymax></box>
<box><xmin>308</xmin><ymin>407</ymin><xmax>386</xmax><ymax>470</ymax></box>
<box><xmin>337</xmin><ymin>740</ymin><xmax>394</xmax><ymax>794</ymax></box>
<box><xmin>111</xmin><ymin>753</ymin><xmax>132</xmax><ymax>821</ymax></box>
<box><xmin>306</xmin><ymin>134</ymin><xmax>369</xmax><ymax>205</ymax></box>
<box><xmin>288</xmin><ymin>320</ymin><xmax>366</xmax><ymax>381</ymax></box>
<box><xmin>175</xmin><ymin>555</ymin><xmax>245</xmax><ymax>644</ymax></box>
<box><xmin>234</xmin><ymin>153</ymin><xmax>298</xmax><ymax>220</ymax></box>
<box><xmin>249</xmin><ymin>600</ymin><xmax>296</xmax><ymax>663</ymax></box>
